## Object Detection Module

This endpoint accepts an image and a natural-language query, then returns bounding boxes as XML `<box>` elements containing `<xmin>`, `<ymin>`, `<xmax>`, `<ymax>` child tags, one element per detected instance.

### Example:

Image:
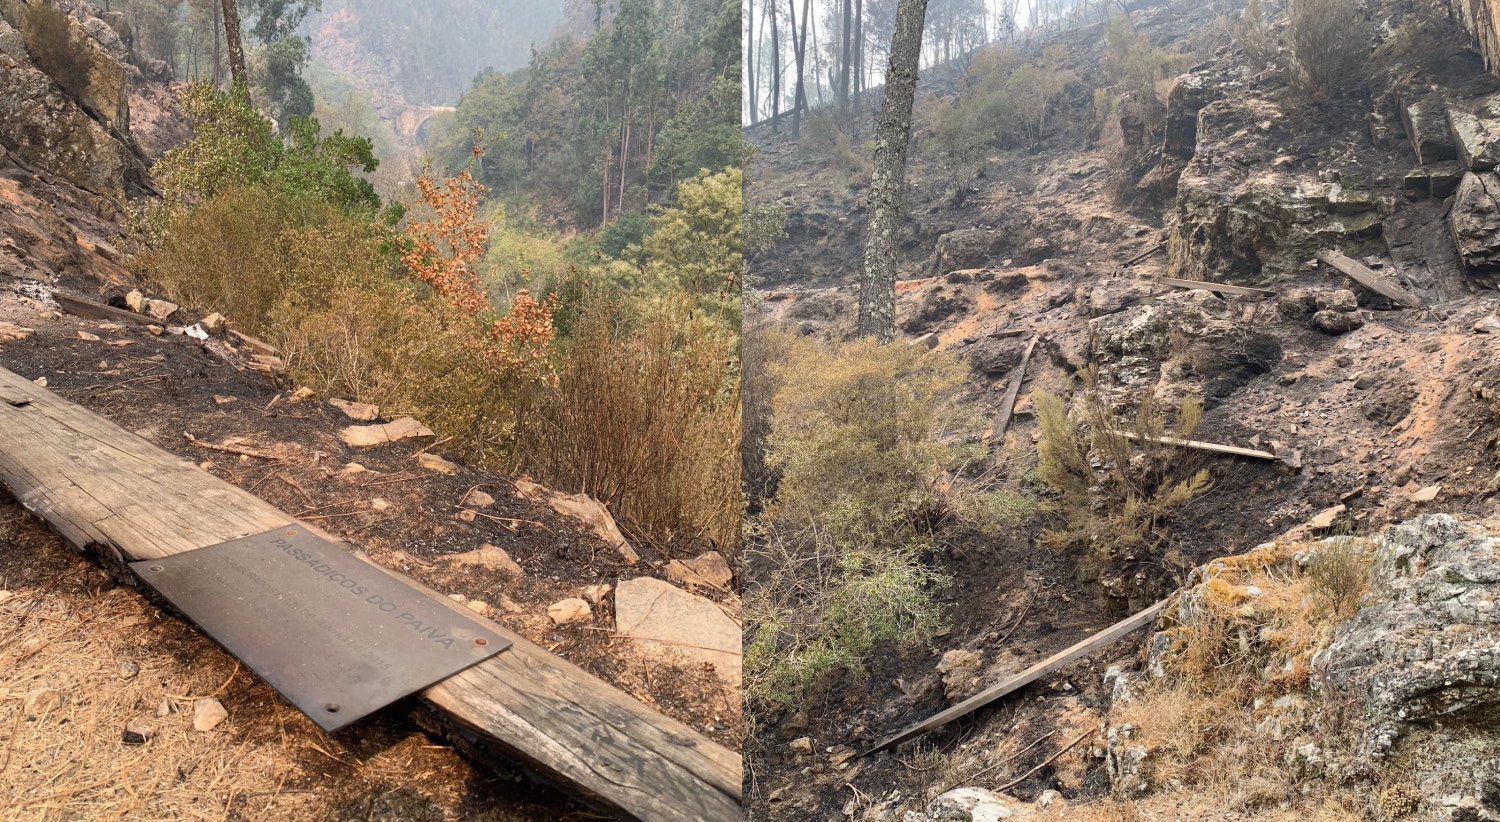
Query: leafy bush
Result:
<box><xmin>1286</xmin><ymin>0</ymin><xmax>1371</xmax><ymax>96</ymax></box>
<box><xmin>1036</xmin><ymin>380</ymin><xmax>1211</xmax><ymax>561</ymax></box>
<box><xmin>743</xmin><ymin>202</ymin><xmax>787</xmax><ymax>256</ymax></box>
<box><xmin>746</xmin><ymin>336</ymin><xmax>980</xmax><ymax>709</ymax></box>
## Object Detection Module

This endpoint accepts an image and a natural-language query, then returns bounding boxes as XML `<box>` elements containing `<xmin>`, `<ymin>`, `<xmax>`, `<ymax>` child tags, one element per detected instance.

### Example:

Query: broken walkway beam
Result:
<box><xmin>990</xmin><ymin>335</ymin><xmax>1039</xmax><ymax>442</ymax></box>
<box><xmin>1118</xmin><ymin>431</ymin><xmax>1281</xmax><ymax>461</ymax></box>
<box><xmin>1319</xmin><ymin>250</ymin><xmax>1423</xmax><ymax>309</ymax></box>
<box><xmin>0</xmin><ymin>365</ymin><xmax>741</xmax><ymax>821</ymax></box>
<box><xmin>1157</xmin><ymin>276</ymin><xmax>1277</xmax><ymax>299</ymax></box>
<box><xmin>865</xmin><ymin>600</ymin><xmax>1167</xmax><ymax>755</ymax></box>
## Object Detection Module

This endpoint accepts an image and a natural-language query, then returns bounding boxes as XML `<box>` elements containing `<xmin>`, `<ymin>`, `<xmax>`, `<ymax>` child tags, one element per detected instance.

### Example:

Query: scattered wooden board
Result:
<box><xmin>0</xmin><ymin>365</ymin><xmax>741</xmax><ymax>821</ymax></box>
<box><xmin>990</xmin><ymin>335</ymin><xmax>1039</xmax><ymax>442</ymax></box>
<box><xmin>865</xmin><ymin>601</ymin><xmax>1167</xmax><ymax>755</ymax></box>
<box><xmin>53</xmin><ymin>292</ymin><xmax>154</xmax><ymax>326</ymax></box>
<box><xmin>1118</xmin><ymin>432</ymin><xmax>1280</xmax><ymax>461</ymax></box>
<box><xmin>1319</xmin><ymin>251</ymin><xmax>1423</xmax><ymax>309</ymax></box>
<box><xmin>1120</xmin><ymin>242</ymin><xmax>1164</xmax><ymax>268</ymax></box>
<box><xmin>1157</xmin><ymin>276</ymin><xmax>1277</xmax><ymax>299</ymax></box>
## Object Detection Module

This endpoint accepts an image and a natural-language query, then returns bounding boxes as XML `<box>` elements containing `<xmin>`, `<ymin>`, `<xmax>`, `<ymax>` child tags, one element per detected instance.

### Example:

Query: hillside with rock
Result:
<box><xmin>745</xmin><ymin>0</ymin><xmax>1500</xmax><ymax>818</ymax></box>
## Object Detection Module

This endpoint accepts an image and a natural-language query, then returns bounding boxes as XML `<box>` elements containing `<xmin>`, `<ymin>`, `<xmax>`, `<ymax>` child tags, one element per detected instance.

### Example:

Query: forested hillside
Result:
<box><xmin>426</xmin><ymin>0</ymin><xmax>742</xmax><ymax>227</ymax></box>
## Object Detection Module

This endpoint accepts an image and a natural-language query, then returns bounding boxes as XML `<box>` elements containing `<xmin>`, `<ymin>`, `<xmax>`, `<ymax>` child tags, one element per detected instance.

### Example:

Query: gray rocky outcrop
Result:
<box><xmin>1450</xmin><ymin>171</ymin><xmax>1500</xmax><ymax>272</ymax></box>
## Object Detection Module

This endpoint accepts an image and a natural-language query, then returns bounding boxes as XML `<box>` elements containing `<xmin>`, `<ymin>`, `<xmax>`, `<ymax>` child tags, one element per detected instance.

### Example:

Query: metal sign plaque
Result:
<box><xmin>130</xmin><ymin>524</ymin><xmax>509</xmax><ymax>732</ymax></box>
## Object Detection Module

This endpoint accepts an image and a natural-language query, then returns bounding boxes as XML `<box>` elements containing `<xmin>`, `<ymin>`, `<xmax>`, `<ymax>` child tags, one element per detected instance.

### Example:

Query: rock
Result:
<box><xmin>77</xmin><ymin>330</ymin><xmax>100</xmax><ymax>341</ymax></box>
<box><xmin>117</xmin><ymin>660</ymin><xmax>140</xmax><ymax>680</ymax></box>
<box><xmin>926</xmin><ymin>786</ymin><xmax>1031</xmax><ymax>821</ymax></box>
<box><xmin>967</xmin><ymin>336</ymin><xmax>1027</xmax><ymax>377</ymax></box>
<box><xmin>370</xmin><ymin>497</ymin><xmax>391</xmax><ymax>511</ymax></box>
<box><xmin>1308</xmin><ymin>504</ymin><xmax>1346</xmax><ymax>530</ymax></box>
<box><xmin>465</xmin><ymin>599</ymin><xmax>491</xmax><ymax>617</ymax></box>
<box><xmin>1400</xmin><ymin>94</ymin><xmax>1458</xmax><ymax>165</ymax></box>
<box><xmin>213</xmin><ymin>395</ymin><xmax>236</xmax><ymax>405</ymax></box>
<box><xmin>547</xmin><ymin>598</ymin><xmax>592</xmax><ymax>625</ymax></box>
<box><xmin>514</xmin><ymin>479</ymin><xmax>639</xmax><ymax>564</ymax></box>
<box><xmin>24</xmin><ymin>686</ymin><xmax>62</xmax><ymax>716</ymax></box>
<box><xmin>1088</xmin><ymin>280</ymin><xmax>1156</xmax><ymax>317</ymax></box>
<box><xmin>788</xmin><ymin>736</ymin><xmax>813</xmax><ymax>755</ymax></box>
<box><xmin>582</xmin><ymin>583</ymin><xmax>612</xmax><ymax>605</ymax></box>
<box><xmin>0</xmin><ymin>321</ymin><xmax>33</xmax><ymax>341</ymax></box>
<box><xmin>339</xmin><ymin>416</ymin><xmax>435</xmax><ymax>447</ymax></box>
<box><xmin>615</xmin><ymin>576</ymin><xmax>742</xmax><ymax>685</ymax></box>
<box><xmin>912</xmin><ymin>331</ymin><xmax>940</xmax><ymax>350</ymax></box>
<box><xmin>155</xmin><ymin>699</ymin><xmax>172</xmax><ymax>718</ymax></box>
<box><xmin>666</xmin><ymin>551</ymin><xmax>733</xmax><ymax>590</ymax></box>
<box><xmin>1315</xmin><ymin>289</ymin><xmax>1359</xmax><ymax>312</ymax></box>
<box><xmin>417</xmin><ymin>453</ymin><xmax>460</xmax><ymax>474</ymax></box>
<box><xmin>192</xmin><ymin>698</ymin><xmax>227</xmax><ymax>731</ymax></box>
<box><xmin>931</xmin><ymin>228</ymin><xmax>1008</xmax><ymax>275</ymax></box>
<box><xmin>936</xmin><ymin>649</ymin><xmax>985</xmax><ymax>701</ymax></box>
<box><xmin>983</xmin><ymin>272</ymin><xmax>1030</xmax><ymax>294</ymax></box>
<box><xmin>1036</xmin><ymin>790</ymin><xmax>1063</xmax><ymax>809</ymax></box>
<box><xmin>1315</xmin><ymin>515</ymin><xmax>1500</xmax><ymax>757</ymax></box>
<box><xmin>1449</xmin><ymin>172</ymin><xmax>1500</xmax><ymax>272</ymax></box>
<box><xmin>1474</xmin><ymin>315</ymin><xmax>1500</xmax><ymax>333</ymax></box>
<box><xmin>1448</xmin><ymin>108</ymin><xmax>1500</xmax><ymax>171</ymax></box>
<box><xmin>901</xmin><ymin>286</ymin><xmax>971</xmax><ymax>334</ymax></box>
<box><xmin>32</xmin><ymin>376</ymin><xmax>46</xmax><ymax>387</ymax></box>
<box><xmin>442</xmin><ymin>543</ymin><xmax>523</xmax><ymax>576</ymax></box>
<box><xmin>498</xmin><ymin>594</ymin><xmax>523</xmax><ymax>614</ymax></box>
<box><xmin>1408</xmin><ymin>484</ymin><xmax>1441</xmax><ymax>503</ymax></box>
<box><xmin>200</xmin><ymin>312</ymin><xmax>224</xmax><ymax>330</ymax></box>
<box><xmin>122</xmin><ymin>724</ymin><xmax>154</xmax><ymax>744</ymax></box>
<box><xmin>1106</xmin><ymin>724</ymin><xmax>1152</xmax><ymax>795</ymax></box>
<box><xmin>342</xmin><ymin>462</ymin><xmax>366</xmax><ymax>474</ymax></box>
<box><xmin>328</xmin><ymin>397</ymin><xmax>379</xmax><ymax>422</ymax></box>
<box><xmin>462</xmin><ymin>488</ymin><xmax>495</xmax><ymax>508</ymax></box>
<box><xmin>1311</xmin><ymin>309</ymin><xmax>1364</xmax><ymax>334</ymax></box>
<box><xmin>291</xmin><ymin>386</ymin><xmax>315</xmax><ymax>399</ymax></box>
<box><xmin>146</xmin><ymin>325</ymin><xmax>163</xmax><ymax>336</ymax></box>
<box><xmin>144</xmin><ymin>298</ymin><xmax>178</xmax><ymax>321</ymax></box>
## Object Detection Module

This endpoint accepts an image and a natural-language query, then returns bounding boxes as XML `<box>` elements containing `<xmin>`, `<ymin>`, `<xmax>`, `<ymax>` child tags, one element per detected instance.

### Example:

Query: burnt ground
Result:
<box><xmin>743</xmin><ymin>2</ymin><xmax>1500</xmax><ymax>819</ymax></box>
<box><xmin>0</xmin><ymin>279</ymin><xmax>741</xmax><ymax>820</ymax></box>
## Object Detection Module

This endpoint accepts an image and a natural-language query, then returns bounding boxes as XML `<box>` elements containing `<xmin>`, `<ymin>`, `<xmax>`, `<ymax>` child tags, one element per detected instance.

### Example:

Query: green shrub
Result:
<box><xmin>746</xmin><ymin>336</ymin><xmax>980</xmax><ymax>709</ymax></box>
<box><xmin>1036</xmin><ymin>379</ymin><xmax>1212</xmax><ymax>561</ymax></box>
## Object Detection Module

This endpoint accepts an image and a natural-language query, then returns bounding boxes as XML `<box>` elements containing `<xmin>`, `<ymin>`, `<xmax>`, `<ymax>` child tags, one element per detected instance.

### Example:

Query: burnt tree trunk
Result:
<box><xmin>789</xmin><ymin>0</ymin><xmax>809</xmax><ymax>139</ymax></box>
<box><xmin>219</xmin><ymin>0</ymin><xmax>247</xmax><ymax>101</ymax></box>
<box><xmin>839</xmin><ymin>0</ymin><xmax>852</xmax><ymax>116</ymax></box>
<box><xmin>857</xmin><ymin>0</ymin><xmax>929</xmax><ymax>342</ymax></box>
<box><xmin>769</xmin><ymin>0</ymin><xmax>780</xmax><ymax>134</ymax></box>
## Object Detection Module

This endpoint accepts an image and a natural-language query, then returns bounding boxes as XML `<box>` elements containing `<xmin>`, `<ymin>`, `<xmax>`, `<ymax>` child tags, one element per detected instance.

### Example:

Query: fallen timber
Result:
<box><xmin>865</xmin><ymin>601</ymin><xmax>1167</xmax><ymax>755</ymax></box>
<box><xmin>989</xmin><ymin>334</ymin><xmax>1039</xmax><ymax>442</ymax></box>
<box><xmin>1319</xmin><ymin>250</ymin><xmax>1424</xmax><ymax>309</ymax></box>
<box><xmin>0</xmin><ymin>365</ymin><xmax>741</xmax><ymax>821</ymax></box>
<box><xmin>1156</xmin><ymin>276</ymin><xmax>1277</xmax><ymax>299</ymax></box>
<box><xmin>1118</xmin><ymin>431</ymin><xmax>1281</xmax><ymax>461</ymax></box>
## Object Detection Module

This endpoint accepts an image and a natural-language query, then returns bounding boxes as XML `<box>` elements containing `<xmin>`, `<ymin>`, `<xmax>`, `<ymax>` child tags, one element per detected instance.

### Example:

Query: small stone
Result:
<box><xmin>1038</xmin><ymin>789</ymin><xmax>1064</xmax><ymax>809</ymax></box>
<box><xmin>498</xmin><ymin>594</ymin><xmax>523</xmax><ymax>614</ymax></box>
<box><xmin>117</xmin><ymin>660</ymin><xmax>140</xmax><ymax>680</ymax></box>
<box><xmin>125</xmin><ymin>289</ymin><xmax>145</xmax><ymax>313</ymax></box>
<box><xmin>1311</xmin><ymin>309</ymin><xmax>1364</xmax><ymax>334</ymax></box>
<box><xmin>339</xmin><ymin>417</ymin><xmax>434</xmax><ymax>447</ymax></box>
<box><xmin>198</xmin><ymin>461</ymin><xmax>213</xmax><ymax>470</ymax></box>
<box><xmin>212</xmin><ymin>395</ymin><xmax>236</xmax><ymax>405</ymax></box>
<box><xmin>455</xmin><ymin>509</ymin><xmax>476</xmax><ymax>522</ymax></box>
<box><xmin>418</xmin><ymin>453</ymin><xmax>460</xmax><ymax>474</ymax></box>
<box><xmin>32</xmin><ymin>376</ymin><xmax>47</xmax><ymax>387</ymax></box>
<box><xmin>582</xmin><ymin>583</ymin><xmax>613</xmax><ymax>605</ymax></box>
<box><xmin>0</xmin><ymin>321</ymin><xmax>35</xmax><ymax>341</ymax></box>
<box><xmin>1309</xmin><ymin>505</ymin><xmax>1346</xmax><ymax>530</ymax></box>
<box><xmin>465</xmin><ymin>599</ymin><xmax>491</xmax><ymax>617</ymax></box>
<box><xmin>462</xmin><ymin>489</ymin><xmax>496</xmax><ymax>508</ymax></box>
<box><xmin>1409</xmin><ymin>484</ymin><xmax>1441</xmax><ymax>503</ymax></box>
<box><xmin>1475</xmin><ymin>315</ymin><xmax>1500</xmax><ymax>334</ymax></box>
<box><xmin>547</xmin><ymin>598</ymin><xmax>592</xmax><ymax>625</ymax></box>
<box><xmin>292</xmin><ymin>386</ymin><xmax>315</xmax><ymax>400</ymax></box>
<box><xmin>448</xmin><ymin>593</ymin><xmax>467</xmax><ymax>602</ymax></box>
<box><xmin>122</xmin><ymin>724</ymin><xmax>154</xmax><ymax>744</ymax></box>
<box><xmin>147</xmin><ymin>325</ymin><xmax>164</xmax><ymax>336</ymax></box>
<box><xmin>200</xmin><ymin>313</ymin><xmax>224</xmax><ymax>330</ymax></box>
<box><xmin>1335</xmin><ymin>355</ymin><xmax>1353</xmax><ymax>368</ymax></box>
<box><xmin>328</xmin><ymin>398</ymin><xmax>380</xmax><ymax>422</ymax></box>
<box><xmin>24</xmin><ymin>687</ymin><xmax>62</xmax><ymax>716</ymax></box>
<box><xmin>193</xmin><ymin>698</ymin><xmax>228</xmax><ymax>731</ymax></box>
<box><xmin>370</xmin><ymin>498</ymin><xmax>391</xmax><ymax>511</ymax></box>
<box><xmin>342</xmin><ymin>462</ymin><xmax>366</xmax><ymax>474</ymax></box>
<box><xmin>77</xmin><ymin>331</ymin><xmax>100</xmax><ymax>341</ymax></box>
<box><xmin>442</xmin><ymin>544</ymin><xmax>523</xmax><ymax>576</ymax></box>
<box><xmin>789</xmin><ymin>736</ymin><xmax>813</xmax><ymax>755</ymax></box>
<box><xmin>155</xmin><ymin>699</ymin><xmax>173</xmax><ymax>718</ymax></box>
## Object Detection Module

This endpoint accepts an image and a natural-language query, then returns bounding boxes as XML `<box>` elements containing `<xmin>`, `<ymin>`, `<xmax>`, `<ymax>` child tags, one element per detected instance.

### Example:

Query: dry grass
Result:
<box><xmin>0</xmin><ymin>498</ymin><xmax>586</xmax><ymax>821</ymax></box>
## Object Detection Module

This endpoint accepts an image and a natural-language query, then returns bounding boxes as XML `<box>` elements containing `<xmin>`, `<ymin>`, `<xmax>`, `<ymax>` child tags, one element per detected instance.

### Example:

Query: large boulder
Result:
<box><xmin>2</xmin><ymin>0</ymin><xmax>130</xmax><ymax>135</ymax></box>
<box><xmin>929</xmin><ymin>228</ymin><xmax>1009</xmax><ymax>276</ymax></box>
<box><xmin>1450</xmin><ymin>171</ymin><xmax>1500</xmax><ymax>272</ymax></box>
<box><xmin>0</xmin><ymin>44</ymin><xmax>131</xmax><ymax>195</ymax></box>
<box><xmin>1314</xmin><ymin>515</ymin><xmax>1500</xmax><ymax>754</ymax></box>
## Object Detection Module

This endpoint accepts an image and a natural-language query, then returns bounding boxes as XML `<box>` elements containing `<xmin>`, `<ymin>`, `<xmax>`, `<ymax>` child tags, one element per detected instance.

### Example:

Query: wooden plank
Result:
<box><xmin>53</xmin><ymin>292</ymin><xmax>155</xmax><ymax>326</ymax></box>
<box><xmin>1120</xmin><ymin>242</ymin><xmax>1164</xmax><ymax>268</ymax></box>
<box><xmin>1118</xmin><ymin>432</ymin><xmax>1280</xmax><ymax>461</ymax></box>
<box><xmin>0</xmin><ymin>365</ymin><xmax>741</xmax><ymax>821</ymax></box>
<box><xmin>1157</xmin><ymin>276</ymin><xmax>1277</xmax><ymax>298</ymax></box>
<box><xmin>1319</xmin><ymin>250</ymin><xmax>1423</xmax><ymax>309</ymax></box>
<box><xmin>865</xmin><ymin>601</ymin><xmax>1167</xmax><ymax>755</ymax></box>
<box><xmin>990</xmin><ymin>335</ymin><xmax>1039</xmax><ymax>442</ymax></box>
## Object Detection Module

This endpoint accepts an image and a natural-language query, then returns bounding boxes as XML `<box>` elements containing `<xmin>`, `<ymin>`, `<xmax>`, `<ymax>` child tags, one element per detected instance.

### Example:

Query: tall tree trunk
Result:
<box><xmin>747</xmin><ymin>0</ymin><xmax>757</xmax><ymax>124</ymax></box>
<box><xmin>219</xmin><ymin>0</ymin><xmax>247</xmax><ymax>100</ymax></box>
<box><xmin>857</xmin><ymin>0</ymin><xmax>929</xmax><ymax>342</ymax></box>
<box><xmin>839</xmin><ymin>0</ymin><xmax>852</xmax><ymax>117</ymax></box>
<box><xmin>770</xmin><ymin>0</ymin><xmax>780</xmax><ymax>134</ymax></box>
<box><xmin>212</xmin><ymin>0</ymin><xmax>221</xmax><ymax>85</ymax></box>
<box><xmin>811</xmin><ymin>6</ymin><xmax>824</xmax><ymax>107</ymax></box>
<box><xmin>789</xmin><ymin>0</ymin><xmax>808</xmax><ymax>139</ymax></box>
<box><xmin>853</xmin><ymin>0</ymin><xmax>863</xmax><ymax>112</ymax></box>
